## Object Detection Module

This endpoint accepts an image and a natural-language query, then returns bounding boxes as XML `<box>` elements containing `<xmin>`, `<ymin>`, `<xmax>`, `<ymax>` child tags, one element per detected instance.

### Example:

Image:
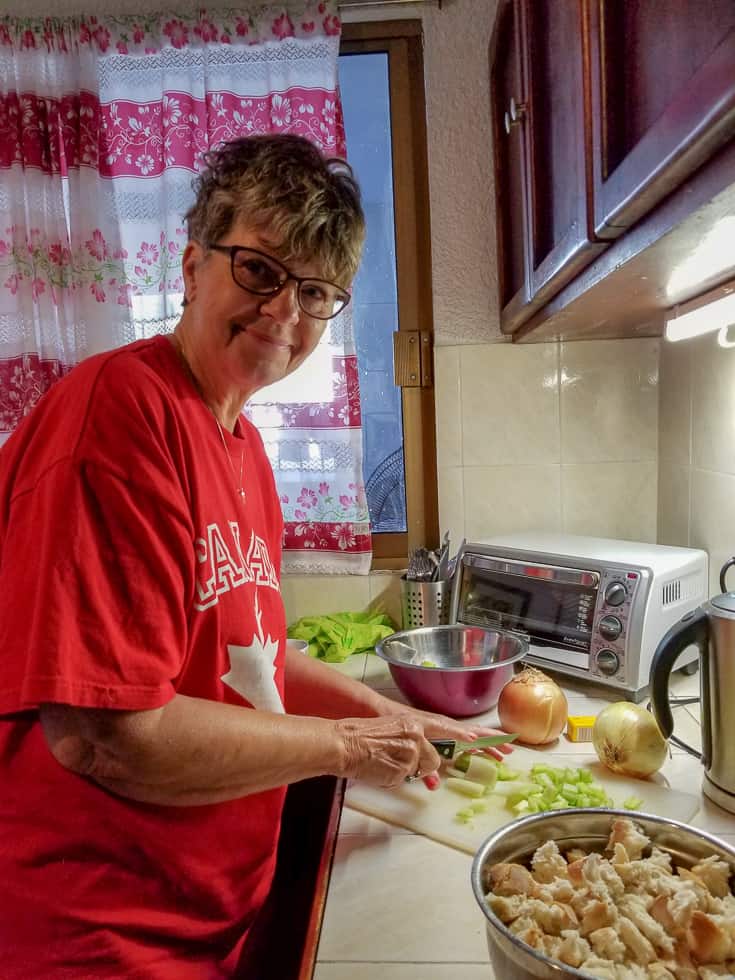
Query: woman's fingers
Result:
<box><xmin>422</xmin><ymin>772</ymin><xmax>441</xmax><ymax>791</ymax></box>
<box><xmin>403</xmin><ymin>710</ymin><xmax>516</xmax><ymax>755</ymax></box>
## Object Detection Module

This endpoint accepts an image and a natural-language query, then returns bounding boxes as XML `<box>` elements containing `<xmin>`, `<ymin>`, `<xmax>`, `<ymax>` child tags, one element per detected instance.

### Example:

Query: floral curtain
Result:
<box><xmin>0</xmin><ymin>3</ymin><xmax>371</xmax><ymax>573</ymax></box>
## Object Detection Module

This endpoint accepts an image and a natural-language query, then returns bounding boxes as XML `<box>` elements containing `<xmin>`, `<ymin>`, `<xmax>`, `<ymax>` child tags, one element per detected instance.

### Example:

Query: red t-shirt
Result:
<box><xmin>0</xmin><ymin>336</ymin><xmax>288</xmax><ymax>978</ymax></box>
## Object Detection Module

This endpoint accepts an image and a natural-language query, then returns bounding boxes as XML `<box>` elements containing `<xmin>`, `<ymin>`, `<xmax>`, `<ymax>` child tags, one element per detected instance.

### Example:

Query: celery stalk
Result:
<box><xmin>445</xmin><ymin>776</ymin><xmax>487</xmax><ymax>798</ymax></box>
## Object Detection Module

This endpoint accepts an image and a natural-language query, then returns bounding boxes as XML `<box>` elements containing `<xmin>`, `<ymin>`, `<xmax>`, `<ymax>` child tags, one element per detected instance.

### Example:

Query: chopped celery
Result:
<box><xmin>492</xmin><ymin>763</ymin><xmax>615</xmax><ymax>816</ymax></box>
<box><xmin>442</xmin><ymin>756</ymin><xmax>626</xmax><ymax>818</ymax></box>
<box><xmin>445</xmin><ymin>776</ymin><xmax>487</xmax><ymax>798</ymax></box>
<box><xmin>455</xmin><ymin>808</ymin><xmax>475</xmax><ymax>824</ymax></box>
<box><xmin>420</xmin><ymin>660</ymin><xmax>437</xmax><ymax>667</ymax></box>
<box><xmin>493</xmin><ymin>781</ymin><xmax>538</xmax><ymax>801</ymax></box>
<box><xmin>465</xmin><ymin>756</ymin><xmax>499</xmax><ymax>788</ymax></box>
<box><xmin>470</xmin><ymin>800</ymin><xmax>488</xmax><ymax>813</ymax></box>
<box><xmin>496</xmin><ymin>763</ymin><xmax>521</xmax><ymax>781</ymax></box>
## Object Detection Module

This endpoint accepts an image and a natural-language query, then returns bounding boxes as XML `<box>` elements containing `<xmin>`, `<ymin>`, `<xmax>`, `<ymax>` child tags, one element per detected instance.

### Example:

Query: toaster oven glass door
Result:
<box><xmin>457</xmin><ymin>556</ymin><xmax>600</xmax><ymax>655</ymax></box>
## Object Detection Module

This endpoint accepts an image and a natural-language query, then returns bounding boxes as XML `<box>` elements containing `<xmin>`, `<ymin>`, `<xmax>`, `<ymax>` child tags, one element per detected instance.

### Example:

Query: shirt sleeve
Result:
<box><xmin>0</xmin><ymin>397</ymin><xmax>195</xmax><ymax>715</ymax></box>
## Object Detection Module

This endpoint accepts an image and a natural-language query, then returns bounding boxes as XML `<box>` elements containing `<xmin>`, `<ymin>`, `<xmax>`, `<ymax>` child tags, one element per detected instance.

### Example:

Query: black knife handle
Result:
<box><xmin>429</xmin><ymin>739</ymin><xmax>455</xmax><ymax>759</ymax></box>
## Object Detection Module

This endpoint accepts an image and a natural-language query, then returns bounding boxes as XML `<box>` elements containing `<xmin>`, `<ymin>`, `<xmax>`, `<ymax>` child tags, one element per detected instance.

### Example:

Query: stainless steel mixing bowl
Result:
<box><xmin>471</xmin><ymin>808</ymin><xmax>735</xmax><ymax>980</ymax></box>
<box><xmin>374</xmin><ymin>624</ymin><xmax>528</xmax><ymax>717</ymax></box>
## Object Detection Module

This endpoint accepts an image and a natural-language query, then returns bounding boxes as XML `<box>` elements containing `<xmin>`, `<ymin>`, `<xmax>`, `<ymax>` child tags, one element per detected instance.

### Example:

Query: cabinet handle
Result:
<box><xmin>504</xmin><ymin>97</ymin><xmax>527</xmax><ymax>135</ymax></box>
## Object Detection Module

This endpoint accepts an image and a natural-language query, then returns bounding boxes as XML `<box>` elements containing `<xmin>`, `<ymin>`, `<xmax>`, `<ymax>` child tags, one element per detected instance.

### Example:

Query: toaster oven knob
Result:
<box><xmin>596</xmin><ymin>648</ymin><xmax>620</xmax><ymax>676</ymax></box>
<box><xmin>604</xmin><ymin>581</ymin><xmax>627</xmax><ymax>606</ymax></box>
<box><xmin>598</xmin><ymin>615</ymin><xmax>623</xmax><ymax>640</ymax></box>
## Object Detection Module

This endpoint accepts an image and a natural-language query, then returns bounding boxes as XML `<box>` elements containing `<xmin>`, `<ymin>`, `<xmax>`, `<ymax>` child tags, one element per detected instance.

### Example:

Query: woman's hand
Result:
<box><xmin>373</xmin><ymin>693</ymin><xmax>515</xmax><ymax>762</ymax></box>
<box><xmin>334</xmin><ymin>715</ymin><xmax>441</xmax><ymax>789</ymax></box>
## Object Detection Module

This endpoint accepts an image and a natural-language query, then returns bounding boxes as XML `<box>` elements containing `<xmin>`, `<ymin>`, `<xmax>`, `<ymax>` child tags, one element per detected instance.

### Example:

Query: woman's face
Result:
<box><xmin>181</xmin><ymin>225</ymin><xmax>338</xmax><ymax>398</ymax></box>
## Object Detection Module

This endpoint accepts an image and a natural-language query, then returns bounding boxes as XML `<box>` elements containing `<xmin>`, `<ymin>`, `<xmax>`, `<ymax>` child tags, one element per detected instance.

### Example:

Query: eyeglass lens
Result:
<box><xmin>231</xmin><ymin>248</ymin><xmax>348</xmax><ymax>319</ymax></box>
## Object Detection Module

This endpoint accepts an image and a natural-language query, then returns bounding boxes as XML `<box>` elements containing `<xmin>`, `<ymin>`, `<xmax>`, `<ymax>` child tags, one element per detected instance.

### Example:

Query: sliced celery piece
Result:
<box><xmin>623</xmin><ymin>796</ymin><xmax>643</xmax><ymax>810</ymax></box>
<box><xmin>445</xmin><ymin>776</ymin><xmax>487</xmax><ymax>798</ymax></box>
<box><xmin>466</xmin><ymin>756</ymin><xmax>499</xmax><ymax>788</ymax></box>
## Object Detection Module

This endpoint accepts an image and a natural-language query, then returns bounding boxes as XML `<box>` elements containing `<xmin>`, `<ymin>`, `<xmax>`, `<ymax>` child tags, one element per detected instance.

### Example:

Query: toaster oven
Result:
<box><xmin>450</xmin><ymin>533</ymin><xmax>708</xmax><ymax>701</ymax></box>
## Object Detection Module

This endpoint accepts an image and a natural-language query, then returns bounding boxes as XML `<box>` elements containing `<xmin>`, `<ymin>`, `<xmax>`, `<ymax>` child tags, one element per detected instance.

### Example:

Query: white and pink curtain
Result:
<box><xmin>0</xmin><ymin>3</ymin><xmax>371</xmax><ymax>573</ymax></box>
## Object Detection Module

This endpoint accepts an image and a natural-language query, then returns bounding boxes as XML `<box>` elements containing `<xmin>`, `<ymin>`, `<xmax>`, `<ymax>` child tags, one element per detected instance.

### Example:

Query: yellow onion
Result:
<box><xmin>497</xmin><ymin>667</ymin><xmax>568</xmax><ymax>745</ymax></box>
<box><xmin>592</xmin><ymin>701</ymin><xmax>668</xmax><ymax>778</ymax></box>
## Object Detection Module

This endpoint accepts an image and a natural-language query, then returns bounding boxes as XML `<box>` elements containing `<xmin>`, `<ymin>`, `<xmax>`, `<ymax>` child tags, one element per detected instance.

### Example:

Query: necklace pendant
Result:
<box><xmin>238</xmin><ymin>488</ymin><xmax>246</xmax><ymax>500</ymax></box>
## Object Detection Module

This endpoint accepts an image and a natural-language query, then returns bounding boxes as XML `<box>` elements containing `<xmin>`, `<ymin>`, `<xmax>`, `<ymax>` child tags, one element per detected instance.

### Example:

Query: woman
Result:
<box><xmin>0</xmin><ymin>135</ymin><xmax>510</xmax><ymax>978</ymax></box>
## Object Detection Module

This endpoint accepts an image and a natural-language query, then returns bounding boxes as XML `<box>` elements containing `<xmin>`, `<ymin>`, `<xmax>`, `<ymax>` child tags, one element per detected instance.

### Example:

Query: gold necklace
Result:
<box><xmin>169</xmin><ymin>334</ymin><xmax>246</xmax><ymax>502</ymax></box>
<box><xmin>213</xmin><ymin>416</ymin><xmax>246</xmax><ymax>500</ymax></box>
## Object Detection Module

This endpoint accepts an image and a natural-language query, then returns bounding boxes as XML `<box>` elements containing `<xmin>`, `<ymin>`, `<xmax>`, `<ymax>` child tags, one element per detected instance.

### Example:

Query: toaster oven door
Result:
<box><xmin>454</xmin><ymin>554</ymin><xmax>600</xmax><ymax>662</ymax></box>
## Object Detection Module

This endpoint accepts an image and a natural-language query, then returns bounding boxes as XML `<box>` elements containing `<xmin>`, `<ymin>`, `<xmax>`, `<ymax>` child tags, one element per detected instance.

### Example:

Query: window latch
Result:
<box><xmin>392</xmin><ymin>331</ymin><xmax>433</xmax><ymax>388</ymax></box>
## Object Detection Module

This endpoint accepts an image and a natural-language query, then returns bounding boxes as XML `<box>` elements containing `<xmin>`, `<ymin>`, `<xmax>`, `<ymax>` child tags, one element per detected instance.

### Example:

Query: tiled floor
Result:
<box><xmin>314</xmin><ymin>657</ymin><xmax>735</xmax><ymax>979</ymax></box>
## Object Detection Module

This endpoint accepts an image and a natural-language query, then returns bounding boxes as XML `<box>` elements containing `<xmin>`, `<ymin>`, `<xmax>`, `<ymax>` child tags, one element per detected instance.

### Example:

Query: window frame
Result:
<box><xmin>340</xmin><ymin>20</ymin><xmax>439</xmax><ymax>570</ymax></box>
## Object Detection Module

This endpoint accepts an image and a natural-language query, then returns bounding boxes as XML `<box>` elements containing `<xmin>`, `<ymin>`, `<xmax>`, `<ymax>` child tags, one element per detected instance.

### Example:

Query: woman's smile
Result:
<box><xmin>238</xmin><ymin>324</ymin><xmax>293</xmax><ymax>351</ymax></box>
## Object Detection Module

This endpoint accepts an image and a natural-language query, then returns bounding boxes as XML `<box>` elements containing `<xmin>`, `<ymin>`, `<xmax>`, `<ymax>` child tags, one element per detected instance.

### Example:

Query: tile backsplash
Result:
<box><xmin>436</xmin><ymin>338</ymin><xmax>660</xmax><ymax>550</ymax></box>
<box><xmin>658</xmin><ymin>335</ymin><xmax>735</xmax><ymax>597</ymax></box>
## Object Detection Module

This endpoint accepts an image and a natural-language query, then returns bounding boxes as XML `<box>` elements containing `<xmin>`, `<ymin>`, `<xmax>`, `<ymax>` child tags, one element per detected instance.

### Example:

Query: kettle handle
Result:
<box><xmin>649</xmin><ymin>607</ymin><xmax>708</xmax><ymax>761</ymax></box>
<box><xmin>720</xmin><ymin>557</ymin><xmax>735</xmax><ymax>593</ymax></box>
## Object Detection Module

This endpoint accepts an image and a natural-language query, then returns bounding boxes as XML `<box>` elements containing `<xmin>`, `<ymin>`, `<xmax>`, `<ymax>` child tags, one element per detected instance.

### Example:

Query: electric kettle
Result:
<box><xmin>649</xmin><ymin>557</ymin><xmax>735</xmax><ymax>814</ymax></box>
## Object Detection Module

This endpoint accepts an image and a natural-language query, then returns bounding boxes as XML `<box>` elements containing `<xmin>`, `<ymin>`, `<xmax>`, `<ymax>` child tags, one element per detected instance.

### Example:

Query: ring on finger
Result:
<box><xmin>405</xmin><ymin>769</ymin><xmax>422</xmax><ymax>783</ymax></box>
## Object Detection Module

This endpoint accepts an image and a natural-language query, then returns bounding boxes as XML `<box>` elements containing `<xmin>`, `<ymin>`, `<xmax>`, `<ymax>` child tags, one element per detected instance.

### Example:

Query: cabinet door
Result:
<box><xmin>521</xmin><ymin>0</ymin><xmax>606</xmax><ymax>305</ymax></box>
<box><xmin>589</xmin><ymin>0</ymin><xmax>735</xmax><ymax>239</ymax></box>
<box><xmin>490</xmin><ymin>0</ymin><xmax>530</xmax><ymax>324</ymax></box>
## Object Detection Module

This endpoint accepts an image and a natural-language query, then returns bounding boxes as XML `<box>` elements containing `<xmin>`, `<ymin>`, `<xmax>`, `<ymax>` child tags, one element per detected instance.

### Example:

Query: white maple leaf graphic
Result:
<box><xmin>221</xmin><ymin>593</ymin><xmax>283</xmax><ymax>713</ymax></box>
<box><xmin>221</xmin><ymin>635</ymin><xmax>283</xmax><ymax>713</ymax></box>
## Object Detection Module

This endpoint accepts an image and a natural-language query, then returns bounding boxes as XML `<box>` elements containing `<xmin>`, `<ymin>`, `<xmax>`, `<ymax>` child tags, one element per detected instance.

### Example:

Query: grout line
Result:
<box><xmin>456</xmin><ymin>346</ymin><xmax>463</xmax><ymax>470</ymax></box>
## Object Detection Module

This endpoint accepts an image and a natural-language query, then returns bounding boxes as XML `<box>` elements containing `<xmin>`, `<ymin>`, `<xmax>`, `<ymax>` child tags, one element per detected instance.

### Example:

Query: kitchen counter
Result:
<box><xmin>311</xmin><ymin>653</ymin><xmax>735</xmax><ymax>980</ymax></box>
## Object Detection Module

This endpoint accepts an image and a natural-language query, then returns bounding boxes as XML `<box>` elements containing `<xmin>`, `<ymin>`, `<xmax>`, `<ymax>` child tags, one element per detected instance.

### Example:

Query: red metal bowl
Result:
<box><xmin>375</xmin><ymin>625</ymin><xmax>528</xmax><ymax>718</ymax></box>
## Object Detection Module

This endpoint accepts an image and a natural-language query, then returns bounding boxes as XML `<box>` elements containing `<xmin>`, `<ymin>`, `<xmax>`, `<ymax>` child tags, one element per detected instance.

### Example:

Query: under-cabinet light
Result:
<box><xmin>664</xmin><ymin>288</ymin><xmax>735</xmax><ymax>343</ymax></box>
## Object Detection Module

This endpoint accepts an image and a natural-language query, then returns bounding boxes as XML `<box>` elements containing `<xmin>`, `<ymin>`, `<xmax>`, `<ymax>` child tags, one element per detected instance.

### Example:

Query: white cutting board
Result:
<box><xmin>346</xmin><ymin>746</ymin><xmax>701</xmax><ymax>855</ymax></box>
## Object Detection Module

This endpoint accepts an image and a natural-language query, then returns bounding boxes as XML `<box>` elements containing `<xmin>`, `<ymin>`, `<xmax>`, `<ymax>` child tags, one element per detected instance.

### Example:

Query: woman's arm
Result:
<box><xmin>282</xmin><ymin>644</ymin><xmax>393</xmax><ymax>718</ymax></box>
<box><xmin>39</xmin><ymin>694</ymin><xmax>441</xmax><ymax>806</ymax></box>
<box><xmin>283</xmin><ymin>646</ymin><xmax>515</xmax><ymax>759</ymax></box>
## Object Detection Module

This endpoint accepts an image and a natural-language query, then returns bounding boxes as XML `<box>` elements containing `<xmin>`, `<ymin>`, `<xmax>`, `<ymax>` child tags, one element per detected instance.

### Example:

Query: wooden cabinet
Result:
<box><xmin>588</xmin><ymin>0</ymin><xmax>735</xmax><ymax>239</ymax></box>
<box><xmin>490</xmin><ymin>0</ymin><xmax>605</xmax><ymax>333</ymax></box>
<box><xmin>490</xmin><ymin>0</ymin><xmax>735</xmax><ymax>339</ymax></box>
<box><xmin>490</xmin><ymin>0</ymin><xmax>529</xmax><ymax>323</ymax></box>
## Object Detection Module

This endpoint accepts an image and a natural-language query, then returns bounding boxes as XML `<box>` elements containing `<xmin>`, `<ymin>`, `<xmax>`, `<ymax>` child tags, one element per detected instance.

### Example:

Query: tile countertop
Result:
<box><xmin>312</xmin><ymin>653</ymin><xmax>735</xmax><ymax>980</ymax></box>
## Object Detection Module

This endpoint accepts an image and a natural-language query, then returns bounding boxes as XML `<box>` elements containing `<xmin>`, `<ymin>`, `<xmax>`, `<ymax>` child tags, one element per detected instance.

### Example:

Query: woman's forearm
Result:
<box><xmin>282</xmin><ymin>645</ymin><xmax>399</xmax><ymax>719</ymax></box>
<box><xmin>41</xmin><ymin>695</ymin><xmax>346</xmax><ymax>805</ymax></box>
<box><xmin>40</xmin><ymin>693</ymin><xmax>438</xmax><ymax>807</ymax></box>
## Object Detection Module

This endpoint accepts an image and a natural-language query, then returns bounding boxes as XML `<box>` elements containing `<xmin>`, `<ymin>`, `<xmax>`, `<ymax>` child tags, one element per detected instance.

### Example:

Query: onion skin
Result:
<box><xmin>592</xmin><ymin>701</ymin><xmax>668</xmax><ymax>778</ymax></box>
<box><xmin>497</xmin><ymin>667</ymin><xmax>568</xmax><ymax>745</ymax></box>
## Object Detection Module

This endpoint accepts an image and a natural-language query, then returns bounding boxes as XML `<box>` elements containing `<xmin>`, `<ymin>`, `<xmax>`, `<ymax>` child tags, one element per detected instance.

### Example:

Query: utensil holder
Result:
<box><xmin>400</xmin><ymin>577</ymin><xmax>451</xmax><ymax>630</ymax></box>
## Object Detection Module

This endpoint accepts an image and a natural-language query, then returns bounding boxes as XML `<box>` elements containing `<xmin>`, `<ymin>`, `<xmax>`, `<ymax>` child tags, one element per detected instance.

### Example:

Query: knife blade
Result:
<box><xmin>429</xmin><ymin>733</ymin><xmax>518</xmax><ymax>760</ymax></box>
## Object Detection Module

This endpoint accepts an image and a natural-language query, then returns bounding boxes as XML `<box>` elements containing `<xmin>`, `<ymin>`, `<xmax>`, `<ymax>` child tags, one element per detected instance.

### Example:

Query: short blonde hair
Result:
<box><xmin>185</xmin><ymin>134</ymin><xmax>365</xmax><ymax>286</ymax></box>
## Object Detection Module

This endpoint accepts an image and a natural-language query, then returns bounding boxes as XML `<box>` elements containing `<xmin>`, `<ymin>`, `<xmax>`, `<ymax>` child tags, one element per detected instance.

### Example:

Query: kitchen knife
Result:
<box><xmin>429</xmin><ymin>733</ymin><xmax>518</xmax><ymax>760</ymax></box>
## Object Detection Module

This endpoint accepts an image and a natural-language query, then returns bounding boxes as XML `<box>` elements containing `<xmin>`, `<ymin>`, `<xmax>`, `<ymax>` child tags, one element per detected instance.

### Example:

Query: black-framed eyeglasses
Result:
<box><xmin>207</xmin><ymin>244</ymin><xmax>351</xmax><ymax>321</ymax></box>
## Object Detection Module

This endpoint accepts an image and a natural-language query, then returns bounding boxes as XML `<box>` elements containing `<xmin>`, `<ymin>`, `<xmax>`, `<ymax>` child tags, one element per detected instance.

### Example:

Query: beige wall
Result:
<box><xmin>658</xmin><ymin>336</ymin><xmax>735</xmax><ymax>598</ymax></box>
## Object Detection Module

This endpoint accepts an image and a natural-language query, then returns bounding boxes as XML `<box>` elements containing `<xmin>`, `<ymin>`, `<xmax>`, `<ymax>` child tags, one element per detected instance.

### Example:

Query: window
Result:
<box><xmin>340</xmin><ymin>21</ymin><xmax>438</xmax><ymax>568</ymax></box>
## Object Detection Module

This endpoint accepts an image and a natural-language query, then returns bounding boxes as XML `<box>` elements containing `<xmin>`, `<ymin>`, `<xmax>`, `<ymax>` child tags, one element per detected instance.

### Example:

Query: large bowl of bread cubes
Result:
<box><xmin>471</xmin><ymin>808</ymin><xmax>735</xmax><ymax>980</ymax></box>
